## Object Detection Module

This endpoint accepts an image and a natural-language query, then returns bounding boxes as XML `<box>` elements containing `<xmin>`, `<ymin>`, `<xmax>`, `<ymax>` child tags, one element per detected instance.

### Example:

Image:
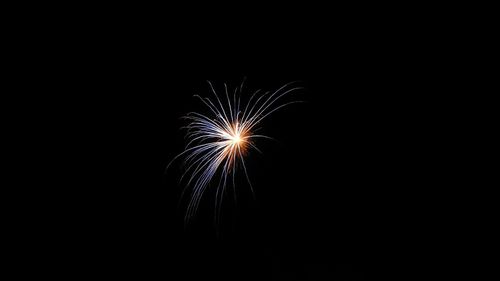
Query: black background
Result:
<box><xmin>44</xmin><ymin>8</ymin><xmax>446</xmax><ymax>280</ymax></box>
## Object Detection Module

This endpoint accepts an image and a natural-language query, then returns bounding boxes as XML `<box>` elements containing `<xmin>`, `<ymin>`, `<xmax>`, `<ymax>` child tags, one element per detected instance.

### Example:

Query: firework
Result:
<box><xmin>169</xmin><ymin>80</ymin><xmax>302</xmax><ymax>223</ymax></box>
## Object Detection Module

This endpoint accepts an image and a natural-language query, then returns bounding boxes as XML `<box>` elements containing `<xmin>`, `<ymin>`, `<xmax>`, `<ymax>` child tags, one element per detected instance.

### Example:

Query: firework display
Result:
<box><xmin>168</xmin><ymin>80</ymin><xmax>302</xmax><ymax>222</ymax></box>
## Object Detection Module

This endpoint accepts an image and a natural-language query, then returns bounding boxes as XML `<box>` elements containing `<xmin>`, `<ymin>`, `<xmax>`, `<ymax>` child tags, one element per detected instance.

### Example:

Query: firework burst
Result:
<box><xmin>169</xmin><ymin>80</ymin><xmax>302</xmax><ymax>223</ymax></box>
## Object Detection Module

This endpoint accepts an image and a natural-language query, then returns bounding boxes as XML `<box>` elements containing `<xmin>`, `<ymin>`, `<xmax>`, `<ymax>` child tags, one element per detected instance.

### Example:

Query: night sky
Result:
<box><xmin>53</xmin><ymin>10</ymin><xmax>441</xmax><ymax>280</ymax></box>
